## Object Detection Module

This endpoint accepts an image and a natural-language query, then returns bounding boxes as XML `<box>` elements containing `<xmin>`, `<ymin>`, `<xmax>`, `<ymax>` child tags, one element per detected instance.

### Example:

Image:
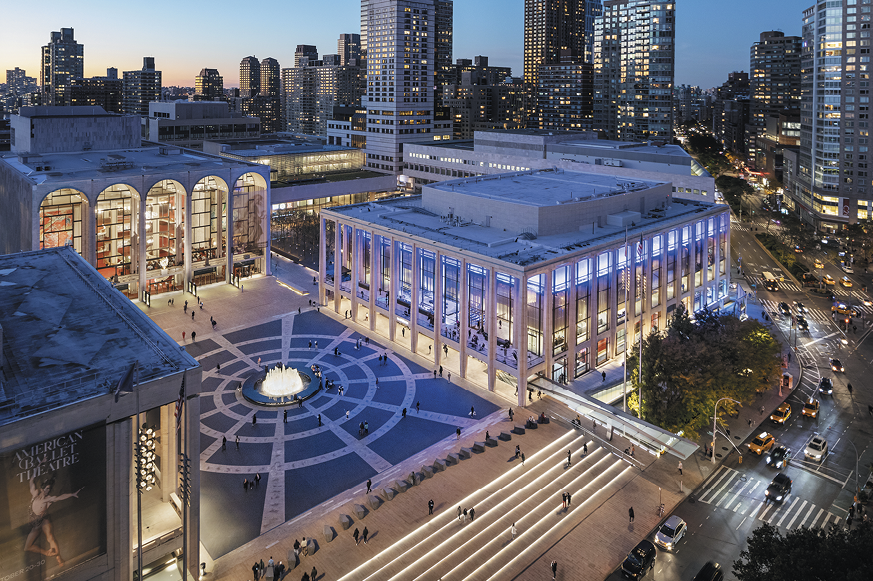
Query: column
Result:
<box><xmin>410</xmin><ymin>243</ymin><xmax>420</xmax><ymax>353</ymax></box>
<box><xmin>225</xmin><ymin>190</ymin><xmax>234</xmax><ymax>286</ymax></box>
<box><xmin>319</xmin><ymin>217</ymin><xmax>328</xmax><ymax>305</ymax></box>
<box><xmin>351</xmin><ymin>227</ymin><xmax>359</xmax><ymax>322</ymax></box>
<box><xmin>514</xmin><ymin>274</ymin><xmax>527</xmax><ymax>408</ymax></box>
<box><xmin>544</xmin><ymin>268</ymin><xmax>554</xmax><ymax>379</ymax></box>
<box><xmin>433</xmin><ymin>251</ymin><xmax>443</xmax><ymax>368</ymax></box>
<box><xmin>371</xmin><ymin>233</ymin><xmax>380</xmax><ymax>332</ymax></box>
<box><xmin>263</xmin><ymin>182</ymin><xmax>272</xmax><ymax>277</ymax></box>
<box><xmin>183</xmin><ymin>188</ymin><xmax>192</xmax><ymax>289</ymax></box>
<box><xmin>160</xmin><ymin>404</ymin><xmax>175</xmax><ymax>503</ymax></box>
<box><xmin>85</xmin><ymin>195</ymin><xmax>96</xmax><ymax>266</ymax></box>
<box><xmin>138</xmin><ymin>197</ymin><xmax>148</xmax><ymax>299</ymax></box>
<box><xmin>333</xmin><ymin>219</ymin><xmax>341</xmax><ymax>313</ymax></box>
<box><xmin>459</xmin><ymin>257</ymin><xmax>468</xmax><ymax>377</ymax></box>
<box><xmin>567</xmin><ymin>261</ymin><xmax>578</xmax><ymax>379</ymax></box>
<box><xmin>487</xmin><ymin>266</ymin><xmax>497</xmax><ymax>391</ymax></box>
<box><xmin>388</xmin><ymin>238</ymin><xmax>397</xmax><ymax>342</ymax></box>
<box><xmin>183</xmin><ymin>392</ymin><xmax>201</xmax><ymax>581</ymax></box>
<box><xmin>110</xmin><ymin>418</ymin><xmax>133</xmax><ymax>581</ymax></box>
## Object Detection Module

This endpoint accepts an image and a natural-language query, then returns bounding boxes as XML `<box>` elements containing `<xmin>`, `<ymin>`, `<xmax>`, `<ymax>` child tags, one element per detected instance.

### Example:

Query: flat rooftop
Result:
<box><xmin>556</xmin><ymin>139</ymin><xmax>692</xmax><ymax>157</ymax></box>
<box><xmin>1</xmin><ymin>144</ymin><xmax>262</xmax><ymax>186</ymax></box>
<box><xmin>222</xmin><ymin>142</ymin><xmax>356</xmax><ymax>158</ymax></box>
<box><xmin>327</xmin><ymin>173</ymin><xmax>723</xmax><ymax>268</ymax></box>
<box><xmin>429</xmin><ymin>171</ymin><xmax>664</xmax><ymax>206</ymax></box>
<box><xmin>0</xmin><ymin>247</ymin><xmax>197</xmax><ymax>426</ymax></box>
<box><xmin>272</xmin><ymin>169</ymin><xmax>386</xmax><ymax>188</ymax></box>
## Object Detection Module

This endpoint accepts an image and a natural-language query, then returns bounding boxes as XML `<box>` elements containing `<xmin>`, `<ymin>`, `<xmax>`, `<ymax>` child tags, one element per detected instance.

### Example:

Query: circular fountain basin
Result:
<box><xmin>241</xmin><ymin>364</ymin><xmax>318</xmax><ymax>406</ymax></box>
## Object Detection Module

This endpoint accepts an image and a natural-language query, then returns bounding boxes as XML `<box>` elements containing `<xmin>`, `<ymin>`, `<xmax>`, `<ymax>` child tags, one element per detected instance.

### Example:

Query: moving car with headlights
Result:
<box><xmin>765</xmin><ymin>473</ymin><xmax>792</xmax><ymax>503</ymax></box>
<box><xmin>795</xmin><ymin>302</ymin><xmax>808</xmax><ymax>313</ymax></box>
<box><xmin>802</xmin><ymin>398</ymin><xmax>820</xmax><ymax>418</ymax></box>
<box><xmin>823</xmin><ymin>274</ymin><xmax>835</xmax><ymax>286</ymax></box>
<box><xmin>831</xmin><ymin>358</ymin><xmax>844</xmax><ymax>372</ymax></box>
<box><xmin>818</xmin><ymin>377</ymin><xmax>834</xmax><ymax>395</ymax></box>
<box><xmin>840</xmin><ymin>276</ymin><xmax>853</xmax><ymax>288</ymax></box>
<box><xmin>654</xmin><ymin>515</ymin><xmax>687</xmax><ymax>551</ymax></box>
<box><xmin>797</xmin><ymin>318</ymin><xmax>809</xmax><ymax>332</ymax></box>
<box><xmin>842</xmin><ymin>263</ymin><xmax>854</xmax><ymax>274</ymax></box>
<box><xmin>770</xmin><ymin>402</ymin><xmax>791</xmax><ymax>424</ymax></box>
<box><xmin>765</xmin><ymin>446</ymin><xmax>791</xmax><ymax>469</ymax></box>
<box><xmin>748</xmin><ymin>432</ymin><xmax>776</xmax><ymax>455</ymax></box>
<box><xmin>832</xmin><ymin>303</ymin><xmax>859</xmax><ymax>316</ymax></box>
<box><xmin>779</xmin><ymin>302</ymin><xmax>791</xmax><ymax>316</ymax></box>
<box><xmin>805</xmin><ymin>436</ymin><xmax>828</xmax><ymax>461</ymax></box>
<box><xmin>621</xmin><ymin>539</ymin><xmax>656</xmax><ymax>579</ymax></box>
<box><xmin>814</xmin><ymin>258</ymin><xmax>824</xmax><ymax>269</ymax></box>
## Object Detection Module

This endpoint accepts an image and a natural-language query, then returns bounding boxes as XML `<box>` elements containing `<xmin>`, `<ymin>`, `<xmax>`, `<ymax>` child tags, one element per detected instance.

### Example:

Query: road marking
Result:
<box><xmin>811</xmin><ymin>507</ymin><xmax>827</xmax><ymax>527</ymax></box>
<box><xmin>797</xmin><ymin>504</ymin><xmax>817</xmax><ymax>529</ymax></box>
<box><xmin>697</xmin><ymin>466</ymin><xmax>732</xmax><ymax>504</ymax></box>
<box><xmin>757</xmin><ymin>502</ymin><xmax>774</xmax><ymax>521</ymax></box>
<box><xmin>733</xmin><ymin>501</ymin><xmax>743</xmax><ymax>512</ymax></box>
<box><xmin>701</xmin><ymin>469</ymin><xmax>739</xmax><ymax>505</ymax></box>
<box><xmin>776</xmin><ymin>497</ymin><xmax>799</xmax><ymax>527</ymax></box>
<box><xmin>736</xmin><ymin>517</ymin><xmax>747</xmax><ymax>530</ymax></box>
<box><xmin>786</xmin><ymin>500</ymin><xmax>808</xmax><ymax>529</ymax></box>
<box><xmin>722</xmin><ymin>477</ymin><xmax>752</xmax><ymax>510</ymax></box>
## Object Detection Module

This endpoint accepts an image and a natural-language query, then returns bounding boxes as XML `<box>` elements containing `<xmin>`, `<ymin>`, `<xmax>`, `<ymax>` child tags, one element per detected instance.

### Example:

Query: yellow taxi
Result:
<box><xmin>823</xmin><ymin>274</ymin><xmax>835</xmax><ymax>286</ymax></box>
<box><xmin>802</xmin><ymin>398</ymin><xmax>820</xmax><ymax>418</ymax></box>
<box><xmin>832</xmin><ymin>303</ymin><xmax>860</xmax><ymax>317</ymax></box>
<box><xmin>770</xmin><ymin>402</ymin><xmax>791</xmax><ymax>424</ymax></box>
<box><xmin>840</xmin><ymin>276</ymin><xmax>853</xmax><ymax>288</ymax></box>
<box><xmin>749</xmin><ymin>432</ymin><xmax>776</xmax><ymax>455</ymax></box>
<box><xmin>814</xmin><ymin>258</ymin><xmax>824</xmax><ymax>269</ymax></box>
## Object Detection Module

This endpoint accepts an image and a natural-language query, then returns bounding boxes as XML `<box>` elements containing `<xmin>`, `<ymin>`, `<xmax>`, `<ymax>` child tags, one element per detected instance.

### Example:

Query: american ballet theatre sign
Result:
<box><xmin>0</xmin><ymin>425</ymin><xmax>107</xmax><ymax>581</ymax></box>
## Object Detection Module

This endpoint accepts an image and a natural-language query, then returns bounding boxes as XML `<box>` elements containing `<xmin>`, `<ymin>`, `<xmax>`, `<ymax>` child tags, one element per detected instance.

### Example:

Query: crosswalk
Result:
<box><xmin>759</xmin><ymin>298</ymin><xmax>873</xmax><ymax>323</ymax></box>
<box><xmin>748</xmin><ymin>275</ymin><xmax>803</xmax><ymax>293</ymax></box>
<box><xmin>697</xmin><ymin>466</ymin><xmax>842</xmax><ymax>529</ymax></box>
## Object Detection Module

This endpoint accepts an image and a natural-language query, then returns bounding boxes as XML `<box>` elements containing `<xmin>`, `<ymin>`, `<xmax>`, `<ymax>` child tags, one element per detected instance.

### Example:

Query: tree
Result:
<box><xmin>733</xmin><ymin>522</ymin><xmax>873</xmax><ymax>581</ymax></box>
<box><xmin>627</xmin><ymin>305</ymin><xmax>781</xmax><ymax>439</ymax></box>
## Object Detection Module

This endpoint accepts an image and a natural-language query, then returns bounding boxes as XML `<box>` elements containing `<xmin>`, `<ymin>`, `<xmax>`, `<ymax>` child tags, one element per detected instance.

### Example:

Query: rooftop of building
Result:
<box><xmin>16</xmin><ymin>105</ymin><xmax>118</xmax><ymax>118</ymax></box>
<box><xmin>272</xmin><ymin>169</ymin><xmax>386</xmax><ymax>188</ymax></box>
<box><xmin>0</xmin><ymin>143</ymin><xmax>264</xmax><ymax>186</ymax></box>
<box><xmin>0</xmin><ymin>247</ymin><xmax>197</xmax><ymax>427</ymax></box>
<box><xmin>552</xmin><ymin>139</ymin><xmax>690</xmax><ymax>156</ymax></box>
<box><xmin>221</xmin><ymin>141</ymin><xmax>356</xmax><ymax>158</ymax></box>
<box><xmin>327</xmin><ymin>170</ymin><xmax>723</xmax><ymax>268</ymax></box>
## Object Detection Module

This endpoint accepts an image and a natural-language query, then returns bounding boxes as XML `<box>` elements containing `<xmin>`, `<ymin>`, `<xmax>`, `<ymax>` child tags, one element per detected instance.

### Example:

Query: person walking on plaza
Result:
<box><xmin>456</xmin><ymin>427</ymin><xmax>461</xmax><ymax>440</ymax></box>
<box><xmin>469</xmin><ymin>507</ymin><xmax>475</xmax><ymax>521</ymax></box>
<box><xmin>428</xmin><ymin>499</ymin><xmax>434</xmax><ymax>515</ymax></box>
<box><xmin>629</xmin><ymin>506</ymin><xmax>635</xmax><ymax>523</ymax></box>
<box><xmin>508</xmin><ymin>407</ymin><xmax>514</xmax><ymax>421</ymax></box>
<box><xmin>521</xmin><ymin>452</ymin><xmax>525</xmax><ymax>466</ymax></box>
<box><xmin>222</xmin><ymin>435</ymin><xmax>226</xmax><ymax>450</ymax></box>
<box><xmin>678</xmin><ymin>461</ymin><xmax>683</xmax><ymax>475</ymax></box>
<box><xmin>463</xmin><ymin>508</ymin><xmax>468</xmax><ymax>522</ymax></box>
<box><xmin>562</xmin><ymin>492</ymin><xmax>567</xmax><ymax>509</ymax></box>
<box><xmin>235</xmin><ymin>435</ymin><xmax>239</xmax><ymax>449</ymax></box>
<box><xmin>191</xmin><ymin>331</ymin><xmax>196</xmax><ymax>342</ymax></box>
<box><xmin>366</xmin><ymin>479</ymin><xmax>372</xmax><ymax>494</ymax></box>
<box><xmin>515</xmin><ymin>445</ymin><xmax>520</xmax><ymax>459</ymax></box>
<box><xmin>311</xmin><ymin>566</ymin><xmax>317</xmax><ymax>580</ymax></box>
<box><xmin>566</xmin><ymin>491</ymin><xmax>572</xmax><ymax>507</ymax></box>
<box><xmin>583</xmin><ymin>442</ymin><xmax>588</xmax><ymax>456</ymax></box>
<box><xmin>362</xmin><ymin>526</ymin><xmax>369</xmax><ymax>544</ymax></box>
<box><xmin>458</xmin><ymin>506</ymin><xmax>463</xmax><ymax>521</ymax></box>
<box><xmin>353</xmin><ymin>527</ymin><xmax>360</xmax><ymax>545</ymax></box>
<box><xmin>252</xmin><ymin>412</ymin><xmax>257</xmax><ymax>426</ymax></box>
<box><xmin>318</xmin><ymin>414</ymin><xmax>322</xmax><ymax>427</ymax></box>
<box><xmin>567</xmin><ymin>449</ymin><xmax>572</xmax><ymax>467</ymax></box>
<box><xmin>284</xmin><ymin>409</ymin><xmax>287</xmax><ymax>423</ymax></box>
<box><xmin>252</xmin><ymin>561</ymin><xmax>259</xmax><ymax>580</ymax></box>
<box><xmin>551</xmin><ymin>560</ymin><xmax>558</xmax><ymax>580</ymax></box>
<box><xmin>510</xmin><ymin>522</ymin><xmax>517</xmax><ymax>541</ymax></box>
<box><xmin>416</xmin><ymin>401</ymin><xmax>420</xmax><ymax>413</ymax></box>
<box><xmin>602</xmin><ymin>370</ymin><xmax>606</xmax><ymax>382</ymax></box>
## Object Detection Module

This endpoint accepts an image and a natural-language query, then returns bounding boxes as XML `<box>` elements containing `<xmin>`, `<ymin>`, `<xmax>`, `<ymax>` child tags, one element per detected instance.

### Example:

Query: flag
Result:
<box><xmin>175</xmin><ymin>373</ymin><xmax>186</xmax><ymax>433</ymax></box>
<box><xmin>637</xmin><ymin>236</ymin><xmax>644</xmax><ymax>258</ymax></box>
<box><xmin>113</xmin><ymin>361</ymin><xmax>137</xmax><ymax>403</ymax></box>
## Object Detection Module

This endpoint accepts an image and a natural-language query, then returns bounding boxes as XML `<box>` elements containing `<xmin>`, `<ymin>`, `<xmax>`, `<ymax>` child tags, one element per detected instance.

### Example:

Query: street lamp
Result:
<box><xmin>712</xmin><ymin>397</ymin><xmax>742</xmax><ymax>464</ymax></box>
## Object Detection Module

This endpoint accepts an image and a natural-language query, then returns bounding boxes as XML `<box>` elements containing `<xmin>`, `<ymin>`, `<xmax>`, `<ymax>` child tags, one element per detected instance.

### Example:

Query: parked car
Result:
<box><xmin>765</xmin><ymin>445</ymin><xmax>791</xmax><ymax>469</ymax></box>
<box><xmin>621</xmin><ymin>540</ymin><xmax>656</xmax><ymax>579</ymax></box>
<box><xmin>765</xmin><ymin>473</ymin><xmax>792</xmax><ymax>503</ymax></box>
<box><xmin>654</xmin><ymin>515</ymin><xmax>687</xmax><ymax>551</ymax></box>
<box><xmin>805</xmin><ymin>436</ymin><xmax>829</xmax><ymax>462</ymax></box>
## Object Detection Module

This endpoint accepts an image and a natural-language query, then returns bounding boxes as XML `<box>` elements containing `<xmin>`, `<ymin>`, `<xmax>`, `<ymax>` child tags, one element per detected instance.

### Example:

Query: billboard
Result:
<box><xmin>0</xmin><ymin>425</ymin><xmax>107</xmax><ymax>581</ymax></box>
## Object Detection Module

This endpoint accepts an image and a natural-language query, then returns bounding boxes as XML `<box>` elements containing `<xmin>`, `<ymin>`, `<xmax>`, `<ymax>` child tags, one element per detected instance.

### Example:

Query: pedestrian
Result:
<box><xmin>433</xmin><ymin>370</ymin><xmax>437</xmax><ymax>379</ymax></box>
<box><xmin>678</xmin><ymin>461</ymin><xmax>683</xmax><ymax>475</ymax></box>
<box><xmin>515</xmin><ymin>445</ymin><xmax>520</xmax><ymax>459</ymax></box>
<box><xmin>309</xmin><ymin>340</ymin><xmax>312</xmax><ymax>349</ymax></box>
<box><xmin>470</xmin><ymin>406</ymin><xmax>475</xmax><ymax>417</ymax></box>
<box><xmin>428</xmin><ymin>499</ymin><xmax>434</xmax><ymax>515</ymax></box>
<box><xmin>521</xmin><ymin>452</ymin><xmax>525</xmax><ymax>466</ymax></box>
<box><xmin>562</xmin><ymin>492</ymin><xmax>567</xmax><ymax>508</ymax></box>
<box><xmin>457</xmin><ymin>427</ymin><xmax>461</xmax><ymax>440</ymax></box>
<box><xmin>236</xmin><ymin>435</ymin><xmax>240</xmax><ymax>449</ymax></box>
<box><xmin>318</xmin><ymin>414</ymin><xmax>322</xmax><ymax>426</ymax></box>
<box><xmin>447</xmin><ymin>372</ymin><xmax>451</xmax><ymax>382</ymax></box>
<box><xmin>416</xmin><ymin>401</ymin><xmax>420</xmax><ymax>413</ymax></box>
<box><xmin>191</xmin><ymin>331</ymin><xmax>196</xmax><ymax>342</ymax></box>
<box><xmin>346</xmin><ymin>410</ymin><xmax>350</xmax><ymax>419</ymax></box>
<box><xmin>602</xmin><ymin>370</ymin><xmax>606</xmax><ymax>382</ymax></box>
<box><xmin>192</xmin><ymin>311</ymin><xmax>195</xmax><ymax>320</ymax></box>
<box><xmin>463</xmin><ymin>508</ymin><xmax>468</xmax><ymax>522</ymax></box>
<box><xmin>551</xmin><ymin>560</ymin><xmax>557</xmax><ymax>580</ymax></box>
<box><xmin>284</xmin><ymin>409</ymin><xmax>288</xmax><ymax>423</ymax></box>
<box><xmin>630</xmin><ymin>444</ymin><xmax>635</xmax><ymax>456</ymax></box>
<box><xmin>629</xmin><ymin>506</ymin><xmax>635</xmax><ymax>523</ymax></box>
<box><xmin>362</xmin><ymin>526</ymin><xmax>369</xmax><ymax>544</ymax></box>
<box><xmin>402</xmin><ymin>408</ymin><xmax>407</xmax><ymax>418</ymax></box>
<box><xmin>252</xmin><ymin>561</ymin><xmax>259</xmax><ymax>580</ymax></box>
<box><xmin>509</xmin><ymin>407</ymin><xmax>514</xmax><ymax>421</ymax></box>
<box><xmin>760</xmin><ymin>405</ymin><xmax>765</xmax><ymax>416</ymax></box>
<box><xmin>748</xmin><ymin>418</ymin><xmax>753</xmax><ymax>427</ymax></box>
<box><xmin>222</xmin><ymin>435</ymin><xmax>226</xmax><ymax>450</ymax></box>
<box><xmin>583</xmin><ymin>442</ymin><xmax>588</xmax><ymax>456</ymax></box>
<box><xmin>366</xmin><ymin>479</ymin><xmax>372</xmax><ymax>494</ymax></box>
<box><xmin>567</xmin><ymin>449</ymin><xmax>572</xmax><ymax>467</ymax></box>
<box><xmin>244</xmin><ymin>478</ymin><xmax>249</xmax><ymax>491</ymax></box>
<box><xmin>252</xmin><ymin>412</ymin><xmax>257</xmax><ymax>426</ymax></box>
<box><xmin>566</xmin><ymin>491</ymin><xmax>572</xmax><ymax>507</ymax></box>
<box><xmin>470</xmin><ymin>507</ymin><xmax>475</xmax><ymax>521</ymax></box>
<box><xmin>311</xmin><ymin>566</ymin><xmax>317</xmax><ymax>580</ymax></box>
<box><xmin>511</xmin><ymin>522</ymin><xmax>517</xmax><ymax>541</ymax></box>
<box><xmin>182</xmin><ymin>331</ymin><xmax>186</xmax><ymax>341</ymax></box>
<box><xmin>439</xmin><ymin>365</ymin><xmax>443</xmax><ymax>377</ymax></box>
<box><xmin>848</xmin><ymin>383</ymin><xmax>854</xmax><ymax>394</ymax></box>
<box><xmin>255</xmin><ymin>472</ymin><xmax>260</xmax><ymax>486</ymax></box>
<box><xmin>458</xmin><ymin>506</ymin><xmax>463</xmax><ymax>520</ymax></box>
<box><xmin>353</xmin><ymin>527</ymin><xmax>360</xmax><ymax>545</ymax></box>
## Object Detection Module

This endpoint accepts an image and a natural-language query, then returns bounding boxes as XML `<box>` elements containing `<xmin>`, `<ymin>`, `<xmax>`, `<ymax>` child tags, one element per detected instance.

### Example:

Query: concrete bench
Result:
<box><xmin>368</xmin><ymin>495</ymin><xmax>382</xmax><ymax>510</ymax></box>
<box><xmin>353</xmin><ymin>504</ymin><xmax>367</xmax><ymax>520</ymax></box>
<box><xmin>499</xmin><ymin>431</ymin><xmax>512</xmax><ymax>441</ymax></box>
<box><xmin>339</xmin><ymin>514</ymin><xmax>353</xmax><ymax>530</ymax></box>
<box><xmin>525</xmin><ymin>421</ymin><xmax>538</xmax><ymax>430</ymax></box>
<box><xmin>485</xmin><ymin>437</ymin><xmax>498</xmax><ymax>447</ymax></box>
<box><xmin>512</xmin><ymin>426</ymin><xmax>526</xmax><ymax>435</ymax></box>
<box><xmin>538</xmin><ymin>416</ymin><xmax>550</xmax><ymax>424</ymax></box>
<box><xmin>382</xmin><ymin>487</ymin><xmax>397</xmax><ymax>501</ymax></box>
<box><xmin>446</xmin><ymin>453</ymin><xmax>460</xmax><ymax>465</ymax></box>
<box><xmin>421</xmin><ymin>465</ymin><xmax>434</xmax><ymax>479</ymax></box>
<box><xmin>395</xmin><ymin>479</ymin><xmax>410</xmax><ymax>493</ymax></box>
<box><xmin>324</xmin><ymin>525</ymin><xmax>335</xmax><ymax>543</ymax></box>
<box><xmin>472</xmin><ymin>441</ymin><xmax>486</xmax><ymax>453</ymax></box>
<box><xmin>433</xmin><ymin>458</ymin><xmax>447</xmax><ymax>472</ymax></box>
<box><xmin>459</xmin><ymin>447</ymin><xmax>472</xmax><ymax>459</ymax></box>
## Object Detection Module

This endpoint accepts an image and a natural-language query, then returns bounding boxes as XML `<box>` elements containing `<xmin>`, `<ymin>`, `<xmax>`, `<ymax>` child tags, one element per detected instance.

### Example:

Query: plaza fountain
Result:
<box><xmin>241</xmin><ymin>363</ymin><xmax>317</xmax><ymax>406</ymax></box>
<box><xmin>261</xmin><ymin>366</ymin><xmax>305</xmax><ymax>398</ymax></box>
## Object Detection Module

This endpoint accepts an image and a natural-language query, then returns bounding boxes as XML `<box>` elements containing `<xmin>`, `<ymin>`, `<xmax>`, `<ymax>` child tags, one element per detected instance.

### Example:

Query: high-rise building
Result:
<box><xmin>6</xmin><ymin>68</ymin><xmax>37</xmax><ymax>96</ymax></box>
<box><xmin>443</xmin><ymin>76</ymin><xmax>524</xmax><ymax>140</ymax></box>
<box><xmin>747</xmin><ymin>31</ymin><xmax>801</xmax><ymax>169</ymax></box>
<box><xmin>593</xmin><ymin>0</ymin><xmax>675</xmax><ymax>141</ymax></box>
<box><xmin>260</xmin><ymin>57</ymin><xmax>281</xmax><ymax>97</ymax></box>
<box><xmin>338</xmin><ymin>33</ymin><xmax>363</xmax><ymax>66</ymax></box>
<box><xmin>327</xmin><ymin>0</ymin><xmax>454</xmax><ymax>174</ymax></box>
<box><xmin>283</xmin><ymin>57</ymin><xmax>365</xmax><ymax>136</ymax></box>
<box><xmin>194</xmin><ymin>68</ymin><xmax>224</xmax><ymax>101</ymax></box>
<box><xmin>295</xmin><ymin>45</ymin><xmax>320</xmax><ymax>68</ymax></box>
<box><xmin>68</xmin><ymin>70</ymin><xmax>123</xmax><ymax>113</ymax></box>
<box><xmin>788</xmin><ymin>0</ymin><xmax>871</xmax><ymax>231</ymax></box>
<box><xmin>523</xmin><ymin>1</ymin><xmax>601</xmax><ymax>126</ymax></box>
<box><xmin>713</xmin><ymin>71</ymin><xmax>750</xmax><ymax>154</ymax></box>
<box><xmin>434</xmin><ymin>0</ymin><xmax>454</xmax><ymax>106</ymax></box>
<box><xmin>122</xmin><ymin>57</ymin><xmax>162</xmax><ymax>116</ymax></box>
<box><xmin>240</xmin><ymin>56</ymin><xmax>260</xmax><ymax>97</ymax></box>
<box><xmin>40</xmin><ymin>28</ymin><xmax>84</xmax><ymax>106</ymax></box>
<box><xmin>537</xmin><ymin>62</ymin><xmax>594</xmax><ymax>131</ymax></box>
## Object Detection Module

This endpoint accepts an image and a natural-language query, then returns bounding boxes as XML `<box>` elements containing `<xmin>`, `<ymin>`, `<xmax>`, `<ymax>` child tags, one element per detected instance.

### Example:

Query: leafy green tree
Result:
<box><xmin>733</xmin><ymin>522</ymin><xmax>873</xmax><ymax>581</ymax></box>
<box><xmin>627</xmin><ymin>305</ymin><xmax>782</xmax><ymax>439</ymax></box>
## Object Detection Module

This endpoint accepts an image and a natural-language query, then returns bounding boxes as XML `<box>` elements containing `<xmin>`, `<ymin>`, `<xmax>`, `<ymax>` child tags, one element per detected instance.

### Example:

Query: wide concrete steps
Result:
<box><xmin>341</xmin><ymin>429</ymin><xmax>634</xmax><ymax>581</ymax></box>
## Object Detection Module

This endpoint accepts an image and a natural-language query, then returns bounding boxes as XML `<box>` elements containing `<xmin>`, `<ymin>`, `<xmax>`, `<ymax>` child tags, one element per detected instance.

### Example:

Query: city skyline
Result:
<box><xmin>2</xmin><ymin>0</ymin><xmax>809</xmax><ymax>91</ymax></box>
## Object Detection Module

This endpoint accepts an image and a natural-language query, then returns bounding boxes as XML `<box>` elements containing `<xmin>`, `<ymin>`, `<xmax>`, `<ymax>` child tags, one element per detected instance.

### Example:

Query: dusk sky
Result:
<box><xmin>1</xmin><ymin>0</ymin><xmax>810</xmax><ymax>90</ymax></box>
